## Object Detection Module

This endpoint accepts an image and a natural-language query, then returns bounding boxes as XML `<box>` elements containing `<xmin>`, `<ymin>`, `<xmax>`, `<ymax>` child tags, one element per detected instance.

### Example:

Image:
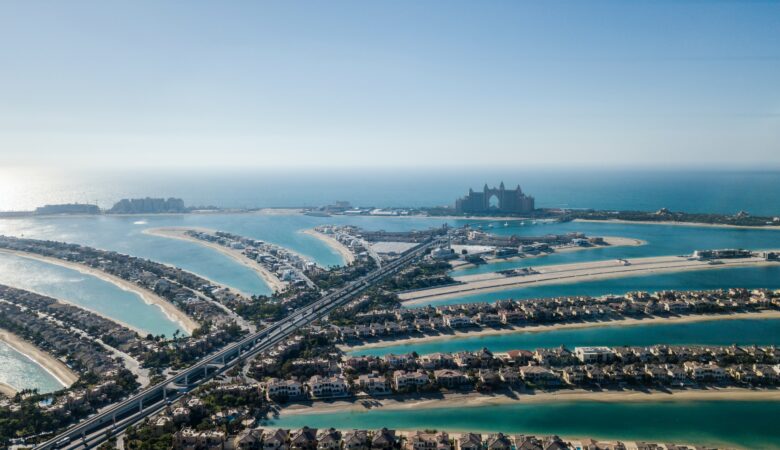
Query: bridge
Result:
<box><xmin>37</xmin><ymin>237</ymin><xmax>444</xmax><ymax>450</ymax></box>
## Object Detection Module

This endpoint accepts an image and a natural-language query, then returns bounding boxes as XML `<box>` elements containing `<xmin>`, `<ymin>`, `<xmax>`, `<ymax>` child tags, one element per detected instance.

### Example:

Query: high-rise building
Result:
<box><xmin>455</xmin><ymin>182</ymin><xmax>534</xmax><ymax>214</ymax></box>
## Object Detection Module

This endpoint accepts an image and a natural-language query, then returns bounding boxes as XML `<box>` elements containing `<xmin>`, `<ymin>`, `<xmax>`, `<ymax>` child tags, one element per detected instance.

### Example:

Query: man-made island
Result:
<box><xmin>400</xmin><ymin>249</ymin><xmax>780</xmax><ymax>303</ymax></box>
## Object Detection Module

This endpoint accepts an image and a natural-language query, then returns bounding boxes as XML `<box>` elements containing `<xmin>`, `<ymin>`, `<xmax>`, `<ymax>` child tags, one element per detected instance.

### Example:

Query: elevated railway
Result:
<box><xmin>38</xmin><ymin>237</ymin><xmax>443</xmax><ymax>450</ymax></box>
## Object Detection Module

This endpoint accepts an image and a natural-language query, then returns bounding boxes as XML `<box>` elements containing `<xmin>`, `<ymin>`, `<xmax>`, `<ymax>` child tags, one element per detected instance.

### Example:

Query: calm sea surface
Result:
<box><xmin>3</xmin><ymin>169</ymin><xmax>780</xmax><ymax>215</ymax></box>
<box><xmin>267</xmin><ymin>400</ymin><xmax>780</xmax><ymax>449</ymax></box>
<box><xmin>0</xmin><ymin>341</ymin><xmax>64</xmax><ymax>394</ymax></box>
<box><xmin>347</xmin><ymin>318</ymin><xmax>780</xmax><ymax>357</ymax></box>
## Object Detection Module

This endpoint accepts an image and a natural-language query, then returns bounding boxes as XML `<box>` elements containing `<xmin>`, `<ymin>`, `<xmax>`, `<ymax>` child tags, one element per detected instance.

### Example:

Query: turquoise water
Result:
<box><xmin>267</xmin><ymin>400</ymin><xmax>780</xmax><ymax>449</ymax></box>
<box><xmin>2</xmin><ymin>210</ymin><xmax>780</xmax><ymax>419</ymax></box>
<box><xmin>347</xmin><ymin>318</ymin><xmax>780</xmax><ymax>357</ymax></box>
<box><xmin>0</xmin><ymin>341</ymin><xmax>65</xmax><ymax>394</ymax></box>
<box><xmin>419</xmin><ymin>266</ymin><xmax>780</xmax><ymax>308</ymax></box>
<box><xmin>0</xmin><ymin>253</ymin><xmax>182</xmax><ymax>337</ymax></box>
<box><xmin>452</xmin><ymin>220</ymin><xmax>780</xmax><ymax>276</ymax></box>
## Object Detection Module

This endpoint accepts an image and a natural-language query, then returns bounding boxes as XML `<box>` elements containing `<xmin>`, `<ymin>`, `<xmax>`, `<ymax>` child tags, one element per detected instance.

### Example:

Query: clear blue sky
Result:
<box><xmin>1</xmin><ymin>1</ymin><xmax>778</xmax><ymax>169</ymax></box>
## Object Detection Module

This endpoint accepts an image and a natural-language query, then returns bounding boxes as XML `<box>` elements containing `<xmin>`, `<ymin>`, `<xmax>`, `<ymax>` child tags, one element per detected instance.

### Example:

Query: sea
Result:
<box><xmin>1</xmin><ymin>168</ymin><xmax>780</xmax><ymax>445</ymax></box>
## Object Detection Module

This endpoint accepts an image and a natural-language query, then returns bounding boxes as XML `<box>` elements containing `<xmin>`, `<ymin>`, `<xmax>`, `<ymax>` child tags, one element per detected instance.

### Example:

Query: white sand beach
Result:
<box><xmin>0</xmin><ymin>329</ymin><xmax>78</xmax><ymax>390</ymax></box>
<box><xmin>401</xmin><ymin>252</ymin><xmax>780</xmax><ymax>303</ymax></box>
<box><xmin>0</xmin><ymin>381</ymin><xmax>17</xmax><ymax>397</ymax></box>
<box><xmin>279</xmin><ymin>387</ymin><xmax>780</xmax><ymax>417</ymax></box>
<box><xmin>144</xmin><ymin>227</ymin><xmax>288</xmax><ymax>293</ymax></box>
<box><xmin>450</xmin><ymin>236</ymin><xmax>645</xmax><ymax>270</ymax></box>
<box><xmin>301</xmin><ymin>229</ymin><xmax>356</xmax><ymax>265</ymax></box>
<box><xmin>0</xmin><ymin>248</ymin><xmax>199</xmax><ymax>334</ymax></box>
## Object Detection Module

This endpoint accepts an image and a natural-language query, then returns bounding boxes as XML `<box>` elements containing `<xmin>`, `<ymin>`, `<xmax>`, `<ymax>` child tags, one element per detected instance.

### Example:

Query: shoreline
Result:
<box><xmin>0</xmin><ymin>281</ymin><xmax>147</xmax><ymax>336</ymax></box>
<box><xmin>0</xmin><ymin>381</ymin><xmax>17</xmax><ymax>397</ymax></box>
<box><xmin>277</xmin><ymin>387</ymin><xmax>780</xmax><ymax>418</ymax></box>
<box><xmin>0</xmin><ymin>329</ymin><xmax>78</xmax><ymax>391</ymax></box>
<box><xmin>341</xmin><ymin>310</ymin><xmax>780</xmax><ymax>353</ymax></box>
<box><xmin>0</xmin><ymin>248</ymin><xmax>198</xmax><ymax>335</ymax></box>
<box><xmin>4</xmin><ymin>211</ymin><xmax>778</xmax><ymax>230</ymax></box>
<box><xmin>401</xmin><ymin>253</ymin><xmax>780</xmax><ymax>303</ymax></box>
<box><xmin>301</xmin><ymin>229</ymin><xmax>356</xmax><ymax>265</ymax></box>
<box><xmin>143</xmin><ymin>227</ymin><xmax>287</xmax><ymax>293</ymax></box>
<box><xmin>450</xmin><ymin>236</ymin><xmax>645</xmax><ymax>271</ymax></box>
<box><xmin>574</xmin><ymin>218</ymin><xmax>780</xmax><ymax>231</ymax></box>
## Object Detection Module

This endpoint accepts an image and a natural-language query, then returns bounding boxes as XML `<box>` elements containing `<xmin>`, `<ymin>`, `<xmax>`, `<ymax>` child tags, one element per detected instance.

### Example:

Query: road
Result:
<box><xmin>37</xmin><ymin>237</ymin><xmax>441</xmax><ymax>450</ymax></box>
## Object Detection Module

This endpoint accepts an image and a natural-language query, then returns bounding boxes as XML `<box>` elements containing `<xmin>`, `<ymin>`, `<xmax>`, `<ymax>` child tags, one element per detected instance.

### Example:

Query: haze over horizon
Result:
<box><xmin>1</xmin><ymin>1</ymin><xmax>778</xmax><ymax>170</ymax></box>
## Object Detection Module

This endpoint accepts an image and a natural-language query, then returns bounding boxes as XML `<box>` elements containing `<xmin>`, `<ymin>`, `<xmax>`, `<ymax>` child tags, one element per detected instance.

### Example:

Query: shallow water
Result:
<box><xmin>347</xmin><ymin>318</ymin><xmax>780</xmax><ymax>357</ymax></box>
<box><xmin>0</xmin><ymin>340</ymin><xmax>64</xmax><ymax>394</ymax></box>
<box><xmin>267</xmin><ymin>400</ymin><xmax>780</xmax><ymax>449</ymax></box>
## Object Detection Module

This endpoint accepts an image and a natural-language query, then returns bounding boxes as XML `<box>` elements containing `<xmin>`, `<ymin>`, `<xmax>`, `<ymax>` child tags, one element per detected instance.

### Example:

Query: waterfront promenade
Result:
<box><xmin>401</xmin><ymin>252</ymin><xmax>780</xmax><ymax>303</ymax></box>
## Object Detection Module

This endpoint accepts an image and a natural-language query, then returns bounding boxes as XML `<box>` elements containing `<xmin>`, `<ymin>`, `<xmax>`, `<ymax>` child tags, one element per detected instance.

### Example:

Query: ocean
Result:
<box><xmin>2</xmin><ymin>168</ymin><xmax>780</xmax><ymax>215</ymax></box>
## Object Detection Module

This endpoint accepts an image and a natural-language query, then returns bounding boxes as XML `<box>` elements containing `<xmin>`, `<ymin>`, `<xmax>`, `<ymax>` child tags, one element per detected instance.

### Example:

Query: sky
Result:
<box><xmin>0</xmin><ymin>1</ymin><xmax>778</xmax><ymax>170</ymax></box>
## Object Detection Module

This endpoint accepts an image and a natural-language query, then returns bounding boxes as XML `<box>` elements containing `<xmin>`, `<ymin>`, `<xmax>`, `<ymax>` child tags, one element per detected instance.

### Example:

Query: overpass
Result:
<box><xmin>37</xmin><ymin>236</ymin><xmax>444</xmax><ymax>450</ymax></box>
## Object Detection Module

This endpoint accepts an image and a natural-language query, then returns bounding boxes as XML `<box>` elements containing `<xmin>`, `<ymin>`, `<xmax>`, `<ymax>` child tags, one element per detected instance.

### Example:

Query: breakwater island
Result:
<box><xmin>400</xmin><ymin>250</ymin><xmax>780</xmax><ymax>303</ymax></box>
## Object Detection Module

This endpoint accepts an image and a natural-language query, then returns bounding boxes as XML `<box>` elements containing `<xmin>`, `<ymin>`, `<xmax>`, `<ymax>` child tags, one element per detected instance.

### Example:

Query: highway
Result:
<box><xmin>37</xmin><ymin>237</ymin><xmax>443</xmax><ymax>450</ymax></box>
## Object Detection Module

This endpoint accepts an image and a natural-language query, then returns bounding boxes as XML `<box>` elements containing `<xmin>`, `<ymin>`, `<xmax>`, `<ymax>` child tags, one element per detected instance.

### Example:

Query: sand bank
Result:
<box><xmin>0</xmin><ymin>329</ymin><xmax>78</xmax><ymax>390</ymax></box>
<box><xmin>301</xmin><ymin>229</ymin><xmax>356</xmax><ymax>265</ymax></box>
<box><xmin>341</xmin><ymin>310</ymin><xmax>780</xmax><ymax>353</ymax></box>
<box><xmin>279</xmin><ymin>387</ymin><xmax>780</xmax><ymax>417</ymax></box>
<box><xmin>574</xmin><ymin>218</ymin><xmax>780</xmax><ymax>231</ymax></box>
<box><xmin>401</xmin><ymin>252</ymin><xmax>780</xmax><ymax>303</ymax></box>
<box><xmin>0</xmin><ymin>248</ymin><xmax>198</xmax><ymax>334</ymax></box>
<box><xmin>144</xmin><ymin>227</ymin><xmax>288</xmax><ymax>293</ymax></box>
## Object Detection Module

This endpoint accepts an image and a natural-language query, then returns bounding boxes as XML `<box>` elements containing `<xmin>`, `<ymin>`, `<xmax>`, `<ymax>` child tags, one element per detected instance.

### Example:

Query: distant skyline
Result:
<box><xmin>1</xmin><ymin>1</ymin><xmax>778</xmax><ymax>169</ymax></box>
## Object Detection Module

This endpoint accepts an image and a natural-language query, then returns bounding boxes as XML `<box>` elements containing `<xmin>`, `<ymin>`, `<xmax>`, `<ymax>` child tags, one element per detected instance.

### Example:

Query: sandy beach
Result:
<box><xmin>0</xmin><ymin>277</ymin><xmax>147</xmax><ymax>336</ymax></box>
<box><xmin>0</xmin><ymin>329</ymin><xmax>78</xmax><ymax>390</ymax></box>
<box><xmin>450</xmin><ymin>236</ymin><xmax>645</xmax><ymax>270</ymax></box>
<box><xmin>574</xmin><ymin>218</ymin><xmax>780</xmax><ymax>231</ymax></box>
<box><xmin>279</xmin><ymin>387</ymin><xmax>780</xmax><ymax>417</ymax></box>
<box><xmin>144</xmin><ymin>227</ymin><xmax>288</xmax><ymax>293</ymax></box>
<box><xmin>0</xmin><ymin>381</ymin><xmax>17</xmax><ymax>397</ymax></box>
<box><xmin>341</xmin><ymin>309</ymin><xmax>780</xmax><ymax>353</ymax></box>
<box><xmin>401</xmin><ymin>252</ymin><xmax>780</xmax><ymax>303</ymax></box>
<box><xmin>0</xmin><ymin>248</ymin><xmax>199</xmax><ymax>334</ymax></box>
<box><xmin>301</xmin><ymin>229</ymin><xmax>356</xmax><ymax>265</ymax></box>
